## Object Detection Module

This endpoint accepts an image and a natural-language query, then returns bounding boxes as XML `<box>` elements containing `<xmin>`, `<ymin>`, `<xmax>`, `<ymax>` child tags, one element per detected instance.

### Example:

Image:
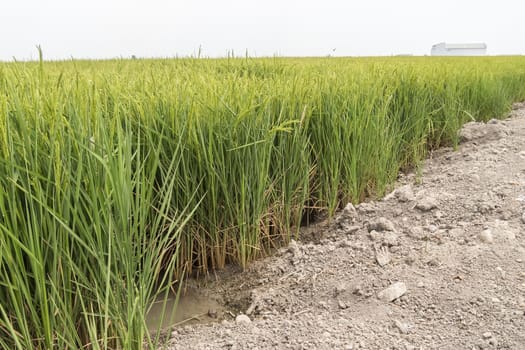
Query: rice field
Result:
<box><xmin>1</xmin><ymin>55</ymin><xmax>525</xmax><ymax>349</ymax></box>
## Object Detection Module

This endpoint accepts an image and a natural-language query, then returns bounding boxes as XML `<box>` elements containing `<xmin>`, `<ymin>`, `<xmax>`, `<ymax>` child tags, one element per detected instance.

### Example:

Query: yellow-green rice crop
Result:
<box><xmin>1</xmin><ymin>55</ymin><xmax>525</xmax><ymax>349</ymax></box>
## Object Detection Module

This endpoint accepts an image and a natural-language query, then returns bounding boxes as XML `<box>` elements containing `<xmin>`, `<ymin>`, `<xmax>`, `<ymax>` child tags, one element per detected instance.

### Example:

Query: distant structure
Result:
<box><xmin>431</xmin><ymin>42</ymin><xmax>487</xmax><ymax>56</ymax></box>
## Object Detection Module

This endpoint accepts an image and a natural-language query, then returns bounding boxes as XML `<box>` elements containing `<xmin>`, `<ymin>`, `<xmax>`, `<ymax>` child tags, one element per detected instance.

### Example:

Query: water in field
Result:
<box><xmin>146</xmin><ymin>287</ymin><xmax>224</xmax><ymax>332</ymax></box>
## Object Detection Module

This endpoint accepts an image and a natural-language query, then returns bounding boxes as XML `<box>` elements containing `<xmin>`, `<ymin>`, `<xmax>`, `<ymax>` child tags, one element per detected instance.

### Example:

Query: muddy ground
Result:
<box><xmin>163</xmin><ymin>103</ymin><xmax>525</xmax><ymax>350</ymax></box>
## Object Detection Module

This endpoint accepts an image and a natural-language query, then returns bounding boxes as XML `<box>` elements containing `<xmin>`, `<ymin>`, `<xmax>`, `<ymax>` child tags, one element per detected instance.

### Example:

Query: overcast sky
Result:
<box><xmin>1</xmin><ymin>0</ymin><xmax>524</xmax><ymax>61</ymax></box>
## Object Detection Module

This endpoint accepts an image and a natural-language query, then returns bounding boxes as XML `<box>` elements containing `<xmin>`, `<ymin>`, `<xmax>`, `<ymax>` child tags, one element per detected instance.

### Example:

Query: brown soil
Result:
<box><xmin>162</xmin><ymin>102</ymin><xmax>525</xmax><ymax>350</ymax></box>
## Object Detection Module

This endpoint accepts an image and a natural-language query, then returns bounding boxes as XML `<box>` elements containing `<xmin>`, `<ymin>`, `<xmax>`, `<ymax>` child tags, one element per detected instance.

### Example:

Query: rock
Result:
<box><xmin>405</xmin><ymin>253</ymin><xmax>417</xmax><ymax>265</ymax></box>
<box><xmin>479</xmin><ymin>229</ymin><xmax>494</xmax><ymax>243</ymax></box>
<box><xmin>375</xmin><ymin>246</ymin><xmax>391</xmax><ymax>267</ymax></box>
<box><xmin>415</xmin><ymin>197</ymin><xmax>438</xmax><ymax>212</ymax></box>
<box><xmin>377</xmin><ymin>282</ymin><xmax>407</xmax><ymax>302</ymax></box>
<box><xmin>482</xmin><ymin>331</ymin><xmax>492</xmax><ymax>339</ymax></box>
<box><xmin>408</xmin><ymin>226</ymin><xmax>425</xmax><ymax>239</ymax></box>
<box><xmin>394</xmin><ymin>319</ymin><xmax>410</xmax><ymax>334</ymax></box>
<box><xmin>491</xmin><ymin>219</ymin><xmax>517</xmax><ymax>241</ymax></box>
<box><xmin>338</xmin><ymin>240</ymin><xmax>366</xmax><ymax>251</ymax></box>
<box><xmin>369</xmin><ymin>230</ymin><xmax>398</xmax><ymax>246</ymax></box>
<box><xmin>426</xmin><ymin>258</ymin><xmax>440</xmax><ymax>267</ymax></box>
<box><xmin>235</xmin><ymin>314</ymin><xmax>251</xmax><ymax>324</ymax></box>
<box><xmin>518</xmin><ymin>296</ymin><xmax>525</xmax><ymax>308</ymax></box>
<box><xmin>357</xmin><ymin>202</ymin><xmax>376</xmax><ymax>214</ymax></box>
<box><xmin>338</xmin><ymin>300</ymin><xmax>349</xmax><ymax>309</ymax></box>
<box><xmin>352</xmin><ymin>285</ymin><xmax>365</xmax><ymax>296</ymax></box>
<box><xmin>382</xmin><ymin>232</ymin><xmax>399</xmax><ymax>246</ymax></box>
<box><xmin>368</xmin><ymin>230</ymin><xmax>381</xmax><ymax>241</ymax></box>
<box><xmin>448</xmin><ymin>228</ymin><xmax>464</xmax><ymax>236</ymax></box>
<box><xmin>287</xmin><ymin>239</ymin><xmax>300</xmax><ymax>255</ymax></box>
<box><xmin>343</xmin><ymin>203</ymin><xmax>358</xmax><ymax>218</ymax></box>
<box><xmin>340</xmin><ymin>225</ymin><xmax>360</xmax><ymax>234</ymax></box>
<box><xmin>426</xmin><ymin>225</ymin><xmax>438</xmax><ymax>233</ymax></box>
<box><xmin>368</xmin><ymin>217</ymin><xmax>396</xmax><ymax>232</ymax></box>
<box><xmin>521</xmin><ymin>212</ymin><xmax>525</xmax><ymax>224</ymax></box>
<box><xmin>395</xmin><ymin>185</ymin><xmax>415</xmax><ymax>202</ymax></box>
<box><xmin>476</xmin><ymin>203</ymin><xmax>494</xmax><ymax>214</ymax></box>
<box><xmin>383</xmin><ymin>189</ymin><xmax>397</xmax><ymax>201</ymax></box>
<box><xmin>499</xmin><ymin>212</ymin><xmax>512</xmax><ymax>221</ymax></box>
<box><xmin>207</xmin><ymin>308</ymin><xmax>218</xmax><ymax>318</ymax></box>
<box><xmin>334</xmin><ymin>284</ymin><xmax>347</xmax><ymax>296</ymax></box>
<box><xmin>471</xmin><ymin>174</ymin><xmax>481</xmax><ymax>181</ymax></box>
<box><xmin>496</xmin><ymin>266</ymin><xmax>506</xmax><ymax>279</ymax></box>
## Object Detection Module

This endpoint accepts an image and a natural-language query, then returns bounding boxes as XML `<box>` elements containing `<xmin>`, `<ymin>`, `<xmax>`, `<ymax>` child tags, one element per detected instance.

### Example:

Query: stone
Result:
<box><xmin>377</xmin><ymin>282</ymin><xmax>407</xmax><ymax>302</ymax></box>
<box><xmin>357</xmin><ymin>202</ymin><xmax>376</xmax><ymax>214</ymax></box>
<box><xmin>490</xmin><ymin>219</ymin><xmax>517</xmax><ymax>241</ymax></box>
<box><xmin>499</xmin><ymin>212</ymin><xmax>512</xmax><ymax>221</ymax></box>
<box><xmin>383</xmin><ymin>232</ymin><xmax>399</xmax><ymax>246</ymax></box>
<box><xmin>334</xmin><ymin>283</ymin><xmax>348</xmax><ymax>296</ymax></box>
<box><xmin>396</xmin><ymin>185</ymin><xmax>415</xmax><ymax>202</ymax></box>
<box><xmin>207</xmin><ymin>308</ymin><xmax>218</xmax><ymax>318</ymax></box>
<box><xmin>415</xmin><ymin>197</ymin><xmax>438</xmax><ymax>212</ymax></box>
<box><xmin>287</xmin><ymin>239</ymin><xmax>300</xmax><ymax>255</ymax></box>
<box><xmin>479</xmin><ymin>229</ymin><xmax>494</xmax><ymax>243</ymax></box>
<box><xmin>342</xmin><ymin>225</ymin><xmax>360</xmax><ymax>234</ymax></box>
<box><xmin>449</xmin><ymin>228</ymin><xmax>464</xmax><ymax>236</ymax></box>
<box><xmin>482</xmin><ymin>331</ymin><xmax>492</xmax><ymax>339</ymax></box>
<box><xmin>521</xmin><ymin>212</ymin><xmax>525</xmax><ymax>224</ymax></box>
<box><xmin>408</xmin><ymin>226</ymin><xmax>425</xmax><ymax>239</ymax></box>
<box><xmin>338</xmin><ymin>300</ymin><xmax>349</xmax><ymax>309</ymax></box>
<box><xmin>235</xmin><ymin>314</ymin><xmax>252</xmax><ymax>323</ymax></box>
<box><xmin>394</xmin><ymin>319</ymin><xmax>410</xmax><ymax>334</ymax></box>
<box><xmin>375</xmin><ymin>246</ymin><xmax>391</xmax><ymax>267</ymax></box>
<box><xmin>518</xmin><ymin>296</ymin><xmax>525</xmax><ymax>308</ymax></box>
<box><xmin>426</xmin><ymin>225</ymin><xmax>438</xmax><ymax>233</ymax></box>
<box><xmin>368</xmin><ymin>230</ymin><xmax>381</xmax><ymax>241</ymax></box>
<box><xmin>343</xmin><ymin>203</ymin><xmax>358</xmax><ymax>217</ymax></box>
<box><xmin>368</xmin><ymin>217</ymin><xmax>396</xmax><ymax>232</ymax></box>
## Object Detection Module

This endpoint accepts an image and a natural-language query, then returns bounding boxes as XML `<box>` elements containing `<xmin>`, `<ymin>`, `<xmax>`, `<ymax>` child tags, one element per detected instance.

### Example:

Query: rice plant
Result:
<box><xmin>1</xmin><ymin>54</ymin><xmax>525</xmax><ymax>349</ymax></box>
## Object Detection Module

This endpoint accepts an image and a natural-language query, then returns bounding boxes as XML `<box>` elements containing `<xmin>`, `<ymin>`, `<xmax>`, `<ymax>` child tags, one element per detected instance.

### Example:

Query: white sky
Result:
<box><xmin>1</xmin><ymin>0</ymin><xmax>524</xmax><ymax>60</ymax></box>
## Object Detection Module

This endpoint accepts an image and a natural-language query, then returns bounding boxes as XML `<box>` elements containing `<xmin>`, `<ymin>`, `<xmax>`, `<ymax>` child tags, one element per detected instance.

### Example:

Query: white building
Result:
<box><xmin>431</xmin><ymin>42</ymin><xmax>487</xmax><ymax>56</ymax></box>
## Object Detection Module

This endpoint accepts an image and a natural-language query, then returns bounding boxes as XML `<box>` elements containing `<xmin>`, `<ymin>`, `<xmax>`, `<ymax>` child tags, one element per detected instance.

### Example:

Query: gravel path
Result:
<box><xmin>164</xmin><ymin>102</ymin><xmax>525</xmax><ymax>350</ymax></box>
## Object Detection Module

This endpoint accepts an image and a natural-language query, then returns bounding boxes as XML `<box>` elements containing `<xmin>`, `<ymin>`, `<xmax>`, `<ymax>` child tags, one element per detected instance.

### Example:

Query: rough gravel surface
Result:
<box><xmin>164</xmin><ymin>103</ymin><xmax>525</xmax><ymax>350</ymax></box>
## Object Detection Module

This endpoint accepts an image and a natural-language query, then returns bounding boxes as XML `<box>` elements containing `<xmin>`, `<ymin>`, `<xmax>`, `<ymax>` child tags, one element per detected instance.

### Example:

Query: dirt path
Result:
<box><xmin>165</xmin><ymin>103</ymin><xmax>525</xmax><ymax>350</ymax></box>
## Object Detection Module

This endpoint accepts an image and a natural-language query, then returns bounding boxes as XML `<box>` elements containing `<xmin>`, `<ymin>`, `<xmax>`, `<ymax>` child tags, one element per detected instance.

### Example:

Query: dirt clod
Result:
<box><xmin>368</xmin><ymin>217</ymin><xmax>396</xmax><ymax>232</ymax></box>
